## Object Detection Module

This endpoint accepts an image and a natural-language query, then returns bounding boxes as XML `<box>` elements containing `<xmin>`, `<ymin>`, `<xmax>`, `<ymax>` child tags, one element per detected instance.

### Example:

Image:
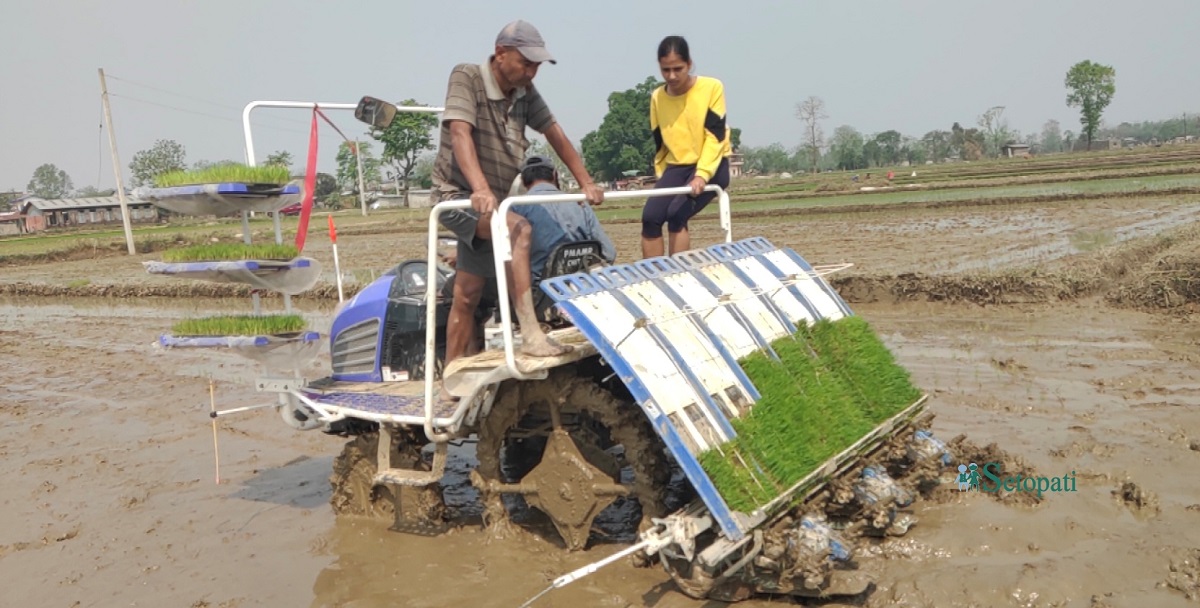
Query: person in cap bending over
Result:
<box><xmin>513</xmin><ymin>155</ymin><xmax>617</xmax><ymax>281</ymax></box>
<box><xmin>430</xmin><ymin>20</ymin><xmax>605</xmax><ymax>395</ymax></box>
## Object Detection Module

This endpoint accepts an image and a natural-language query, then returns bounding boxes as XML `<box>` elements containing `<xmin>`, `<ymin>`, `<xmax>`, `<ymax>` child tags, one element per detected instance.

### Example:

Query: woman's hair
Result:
<box><xmin>657</xmin><ymin>35</ymin><xmax>690</xmax><ymax>63</ymax></box>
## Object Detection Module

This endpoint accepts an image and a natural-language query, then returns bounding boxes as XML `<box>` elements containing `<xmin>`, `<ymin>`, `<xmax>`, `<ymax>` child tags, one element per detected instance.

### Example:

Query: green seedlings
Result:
<box><xmin>160</xmin><ymin>243</ymin><xmax>300</xmax><ymax>263</ymax></box>
<box><xmin>172</xmin><ymin>314</ymin><xmax>307</xmax><ymax>337</ymax></box>
<box><xmin>698</xmin><ymin>316</ymin><xmax>923</xmax><ymax>512</ymax></box>
<box><xmin>154</xmin><ymin>164</ymin><xmax>292</xmax><ymax>188</ymax></box>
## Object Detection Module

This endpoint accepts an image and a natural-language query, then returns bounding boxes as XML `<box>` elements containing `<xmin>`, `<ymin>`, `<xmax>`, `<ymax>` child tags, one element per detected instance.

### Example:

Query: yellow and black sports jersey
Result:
<box><xmin>650</xmin><ymin>76</ymin><xmax>731</xmax><ymax>181</ymax></box>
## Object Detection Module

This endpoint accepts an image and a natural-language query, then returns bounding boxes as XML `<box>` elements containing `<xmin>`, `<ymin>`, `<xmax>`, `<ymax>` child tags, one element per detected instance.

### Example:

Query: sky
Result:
<box><xmin>3</xmin><ymin>0</ymin><xmax>1198</xmax><ymax>193</ymax></box>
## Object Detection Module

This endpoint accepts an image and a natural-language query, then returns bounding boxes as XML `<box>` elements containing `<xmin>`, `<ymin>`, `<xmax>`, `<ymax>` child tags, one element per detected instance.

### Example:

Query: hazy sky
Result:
<box><xmin>4</xmin><ymin>0</ymin><xmax>1198</xmax><ymax>192</ymax></box>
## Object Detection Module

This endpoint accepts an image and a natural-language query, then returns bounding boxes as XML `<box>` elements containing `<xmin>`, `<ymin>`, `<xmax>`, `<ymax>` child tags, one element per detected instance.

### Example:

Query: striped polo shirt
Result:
<box><xmin>430</xmin><ymin>58</ymin><xmax>556</xmax><ymax>203</ymax></box>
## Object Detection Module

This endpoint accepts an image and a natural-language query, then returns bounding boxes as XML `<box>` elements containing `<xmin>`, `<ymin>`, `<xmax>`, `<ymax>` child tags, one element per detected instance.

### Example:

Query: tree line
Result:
<box><xmin>581</xmin><ymin>60</ymin><xmax>1126</xmax><ymax>178</ymax></box>
<box><xmin>17</xmin><ymin>98</ymin><xmax>440</xmax><ymax>206</ymax></box>
<box><xmin>17</xmin><ymin>58</ymin><xmax>1195</xmax><ymax>203</ymax></box>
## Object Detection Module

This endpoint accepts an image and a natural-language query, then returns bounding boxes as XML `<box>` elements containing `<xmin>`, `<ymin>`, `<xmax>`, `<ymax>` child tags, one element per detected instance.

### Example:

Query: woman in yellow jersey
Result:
<box><xmin>642</xmin><ymin>35</ymin><xmax>732</xmax><ymax>258</ymax></box>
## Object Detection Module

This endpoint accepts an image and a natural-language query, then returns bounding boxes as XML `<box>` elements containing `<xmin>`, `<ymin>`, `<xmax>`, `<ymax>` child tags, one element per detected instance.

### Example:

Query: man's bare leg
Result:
<box><xmin>440</xmin><ymin>266</ymin><xmax>484</xmax><ymax>402</ymax></box>
<box><xmin>505</xmin><ymin>211</ymin><xmax>571</xmax><ymax>357</ymax></box>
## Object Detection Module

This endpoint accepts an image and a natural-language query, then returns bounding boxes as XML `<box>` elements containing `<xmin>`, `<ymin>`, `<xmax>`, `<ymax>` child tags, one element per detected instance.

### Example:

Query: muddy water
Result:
<box><xmin>2</xmin><ymin>296</ymin><xmax>1198</xmax><ymax>607</ymax></box>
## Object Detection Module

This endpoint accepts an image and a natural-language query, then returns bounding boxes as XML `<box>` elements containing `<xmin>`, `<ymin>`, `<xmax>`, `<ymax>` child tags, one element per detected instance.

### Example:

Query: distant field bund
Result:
<box><xmin>3</xmin><ymin>145</ymin><xmax>1198</xmax><ymax>259</ymax></box>
<box><xmin>589</xmin><ymin>173</ymin><xmax>1200</xmax><ymax>221</ymax></box>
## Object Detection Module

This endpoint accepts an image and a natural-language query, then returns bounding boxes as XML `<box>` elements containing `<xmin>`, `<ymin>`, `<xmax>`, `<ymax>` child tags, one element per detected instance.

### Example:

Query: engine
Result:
<box><xmin>328</xmin><ymin>259</ymin><xmax>463</xmax><ymax>383</ymax></box>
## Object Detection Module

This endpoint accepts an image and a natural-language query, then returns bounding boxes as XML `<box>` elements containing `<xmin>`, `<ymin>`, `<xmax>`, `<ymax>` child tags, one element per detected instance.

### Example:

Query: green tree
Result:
<box><xmin>74</xmin><ymin>185</ymin><xmax>115</xmax><ymax>197</ymax></box>
<box><xmin>370</xmin><ymin>98</ymin><xmax>439</xmax><ymax>203</ymax></box>
<box><xmin>411</xmin><ymin>153</ymin><xmax>436</xmax><ymax>189</ymax></box>
<box><xmin>27</xmin><ymin>163</ymin><xmax>73</xmax><ymax>198</ymax></box>
<box><xmin>1040</xmin><ymin>120</ymin><xmax>1064</xmax><ymax>153</ymax></box>
<box><xmin>903</xmin><ymin>135</ymin><xmax>928</xmax><ymax>165</ymax></box>
<box><xmin>977</xmin><ymin>106</ymin><xmax>1013</xmax><ymax>157</ymax></box>
<box><xmin>874</xmin><ymin>130</ymin><xmax>903</xmax><ymax>165</ymax></box>
<box><xmin>264</xmin><ymin>150</ymin><xmax>294</xmax><ymax>170</ymax></box>
<box><xmin>921</xmin><ymin>130</ymin><xmax>952</xmax><ymax>163</ymax></box>
<box><xmin>730</xmin><ymin>127</ymin><xmax>742</xmax><ymax>152</ymax></box>
<box><xmin>581</xmin><ymin>76</ymin><xmax>659</xmax><ymax>181</ymax></box>
<box><xmin>742</xmin><ymin>143</ymin><xmax>797</xmax><ymax>174</ymax></box>
<box><xmin>796</xmin><ymin>96</ymin><xmax>827</xmax><ymax>175</ymax></box>
<box><xmin>1065</xmin><ymin>60</ymin><xmax>1117</xmax><ymax>150</ymax></box>
<box><xmin>336</xmin><ymin>140</ymin><xmax>381</xmax><ymax>193</ymax></box>
<box><xmin>314</xmin><ymin>172</ymin><xmax>338</xmax><ymax>203</ymax></box>
<box><xmin>862</xmin><ymin>139</ymin><xmax>883</xmax><ymax>167</ymax></box>
<box><xmin>192</xmin><ymin>159</ymin><xmax>239</xmax><ymax>171</ymax></box>
<box><xmin>950</xmin><ymin>122</ymin><xmax>985</xmax><ymax>160</ymax></box>
<box><xmin>526</xmin><ymin>139</ymin><xmax>573</xmax><ymax>185</ymax></box>
<box><xmin>829</xmin><ymin>126</ymin><xmax>865</xmax><ymax>170</ymax></box>
<box><xmin>129</xmin><ymin>139</ymin><xmax>186</xmax><ymax>187</ymax></box>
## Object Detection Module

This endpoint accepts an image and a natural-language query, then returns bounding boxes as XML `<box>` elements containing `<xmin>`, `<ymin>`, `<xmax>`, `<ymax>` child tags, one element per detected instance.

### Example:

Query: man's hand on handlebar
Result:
<box><xmin>581</xmin><ymin>182</ymin><xmax>605</xmax><ymax>207</ymax></box>
<box><xmin>471</xmin><ymin>189</ymin><xmax>498</xmax><ymax>214</ymax></box>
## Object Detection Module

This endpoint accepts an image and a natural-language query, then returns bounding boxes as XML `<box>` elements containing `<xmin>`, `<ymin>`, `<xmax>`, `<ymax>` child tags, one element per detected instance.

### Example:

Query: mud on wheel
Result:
<box><xmin>473</xmin><ymin>368</ymin><xmax>683</xmax><ymax>551</ymax></box>
<box><xmin>329</xmin><ymin>426</ymin><xmax>447</xmax><ymax>530</ymax></box>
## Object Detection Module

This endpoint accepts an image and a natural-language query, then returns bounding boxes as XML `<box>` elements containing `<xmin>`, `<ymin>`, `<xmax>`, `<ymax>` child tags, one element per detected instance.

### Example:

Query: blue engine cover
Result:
<box><xmin>329</xmin><ymin>274</ymin><xmax>394</xmax><ymax>382</ymax></box>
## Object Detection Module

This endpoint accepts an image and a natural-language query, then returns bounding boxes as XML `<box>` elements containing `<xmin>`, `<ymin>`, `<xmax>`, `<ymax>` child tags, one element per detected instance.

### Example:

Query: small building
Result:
<box><xmin>1000</xmin><ymin>143</ymin><xmax>1032</xmax><ymax>158</ymax></box>
<box><xmin>19</xmin><ymin>196</ymin><xmax>159</xmax><ymax>232</ymax></box>
<box><xmin>729</xmin><ymin>152</ymin><xmax>745</xmax><ymax>178</ymax></box>
<box><xmin>0</xmin><ymin>211</ymin><xmax>24</xmax><ymax>235</ymax></box>
<box><xmin>1072</xmin><ymin>137</ymin><xmax>1121</xmax><ymax>152</ymax></box>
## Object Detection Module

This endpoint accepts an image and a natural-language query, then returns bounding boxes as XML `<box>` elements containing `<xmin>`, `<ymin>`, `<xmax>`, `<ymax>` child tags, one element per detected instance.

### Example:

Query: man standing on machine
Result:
<box><xmin>430</xmin><ymin>19</ymin><xmax>604</xmax><ymax>400</ymax></box>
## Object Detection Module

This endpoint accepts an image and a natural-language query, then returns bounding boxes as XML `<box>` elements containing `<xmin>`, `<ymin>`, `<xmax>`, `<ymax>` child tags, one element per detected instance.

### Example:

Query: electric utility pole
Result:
<box><xmin>98</xmin><ymin>68</ymin><xmax>137</xmax><ymax>254</ymax></box>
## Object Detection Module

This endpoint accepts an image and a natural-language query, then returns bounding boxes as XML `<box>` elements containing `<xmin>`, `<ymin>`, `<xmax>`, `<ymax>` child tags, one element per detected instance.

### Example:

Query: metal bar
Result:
<box><xmin>240</xmin><ymin>100</ymin><xmax>444</xmax><ymax>166</ymax></box>
<box><xmin>490</xmin><ymin>185</ymin><xmax>729</xmax><ymax>383</ymax></box>
<box><xmin>209</xmin><ymin>402</ymin><xmax>277</xmax><ymax>418</ymax></box>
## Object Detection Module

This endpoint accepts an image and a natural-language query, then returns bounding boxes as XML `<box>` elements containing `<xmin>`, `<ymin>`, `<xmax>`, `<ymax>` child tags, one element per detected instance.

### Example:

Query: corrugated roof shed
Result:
<box><xmin>21</xmin><ymin>196</ymin><xmax>131</xmax><ymax>211</ymax></box>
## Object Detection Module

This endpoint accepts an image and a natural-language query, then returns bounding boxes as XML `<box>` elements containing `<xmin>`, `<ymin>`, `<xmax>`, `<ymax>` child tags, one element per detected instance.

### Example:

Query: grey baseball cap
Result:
<box><xmin>496</xmin><ymin>20</ymin><xmax>556</xmax><ymax>65</ymax></box>
<box><xmin>520</xmin><ymin>155</ymin><xmax>555</xmax><ymax>172</ymax></box>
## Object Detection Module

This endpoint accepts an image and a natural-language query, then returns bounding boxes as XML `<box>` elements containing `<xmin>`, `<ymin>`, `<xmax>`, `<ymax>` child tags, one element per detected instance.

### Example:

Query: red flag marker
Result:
<box><xmin>328</xmin><ymin>214</ymin><xmax>343</xmax><ymax>302</ymax></box>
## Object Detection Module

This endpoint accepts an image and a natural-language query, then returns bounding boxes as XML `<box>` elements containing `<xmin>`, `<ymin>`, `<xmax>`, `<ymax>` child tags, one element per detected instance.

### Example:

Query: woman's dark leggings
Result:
<box><xmin>641</xmin><ymin>157</ymin><xmax>731</xmax><ymax>239</ymax></box>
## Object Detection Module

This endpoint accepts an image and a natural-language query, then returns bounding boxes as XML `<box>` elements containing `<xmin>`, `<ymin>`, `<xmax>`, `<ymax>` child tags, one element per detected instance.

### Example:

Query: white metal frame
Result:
<box><xmin>238</xmin><ymin>99</ymin><xmax>444</xmax><ymax>421</ymax></box>
<box><xmin>240</xmin><ymin>100</ymin><xmax>445</xmax><ymax>217</ymax></box>
<box><xmin>422</xmin><ymin>186</ymin><xmax>732</xmax><ymax>443</ymax></box>
<box><xmin>238</xmin><ymin>100</ymin><xmax>444</xmax><ymax>309</ymax></box>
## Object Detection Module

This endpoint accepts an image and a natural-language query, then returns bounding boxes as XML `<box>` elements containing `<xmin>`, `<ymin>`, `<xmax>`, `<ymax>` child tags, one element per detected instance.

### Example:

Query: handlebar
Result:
<box><xmin>422</xmin><ymin>185</ymin><xmax>731</xmax><ymax>443</ymax></box>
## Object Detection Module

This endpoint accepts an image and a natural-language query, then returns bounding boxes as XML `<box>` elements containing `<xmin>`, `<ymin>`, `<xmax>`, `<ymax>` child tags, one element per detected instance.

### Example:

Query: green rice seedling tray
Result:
<box><xmin>160</xmin><ymin>243</ymin><xmax>300</xmax><ymax>263</ymax></box>
<box><xmin>154</xmin><ymin>165</ymin><xmax>291</xmax><ymax>188</ymax></box>
<box><xmin>698</xmin><ymin>316</ymin><xmax>924</xmax><ymax>513</ymax></box>
<box><xmin>171</xmin><ymin>314</ymin><xmax>307</xmax><ymax>337</ymax></box>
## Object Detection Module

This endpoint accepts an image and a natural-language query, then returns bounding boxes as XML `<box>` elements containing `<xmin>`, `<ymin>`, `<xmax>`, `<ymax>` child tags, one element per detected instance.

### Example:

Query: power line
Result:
<box><xmin>105</xmin><ymin>73</ymin><xmax>312</xmax><ymax>127</ymax></box>
<box><xmin>108</xmin><ymin>93</ymin><xmax>311</xmax><ymax>136</ymax></box>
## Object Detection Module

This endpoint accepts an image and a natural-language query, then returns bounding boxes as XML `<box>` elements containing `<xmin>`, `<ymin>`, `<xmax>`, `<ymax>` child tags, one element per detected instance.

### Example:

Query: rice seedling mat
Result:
<box><xmin>159</xmin><ymin>331</ymin><xmax>324</xmax><ymax>370</ymax></box>
<box><xmin>540</xmin><ymin>237</ymin><xmax>923</xmax><ymax>541</ymax></box>
<box><xmin>133</xmin><ymin>182</ymin><xmax>302</xmax><ymax>216</ymax></box>
<box><xmin>161</xmin><ymin>243</ymin><xmax>300</xmax><ymax>263</ymax></box>
<box><xmin>142</xmin><ymin>258</ymin><xmax>321</xmax><ymax>295</ymax></box>
<box><xmin>154</xmin><ymin>165</ymin><xmax>292</xmax><ymax>188</ymax></box>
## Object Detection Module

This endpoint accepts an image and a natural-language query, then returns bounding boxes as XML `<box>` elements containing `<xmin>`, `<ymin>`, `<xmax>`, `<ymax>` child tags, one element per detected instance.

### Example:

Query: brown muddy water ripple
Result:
<box><xmin>1</xmin><ymin>298</ymin><xmax>1198</xmax><ymax>607</ymax></box>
